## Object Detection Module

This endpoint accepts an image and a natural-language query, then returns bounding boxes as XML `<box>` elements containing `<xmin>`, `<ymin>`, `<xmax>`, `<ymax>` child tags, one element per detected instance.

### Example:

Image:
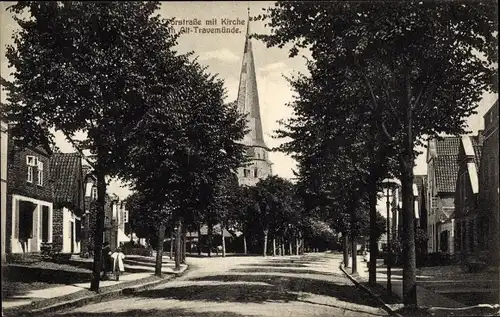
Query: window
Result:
<box><xmin>41</xmin><ymin>206</ymin><xmax>49</xmax><ymax>242</ymax></box>
<box><xmin>254</xmin><ymin>168</ymin><xmax>258</xmax><ymax>178</ymax></box>
<box><xmin>27</xmin><ymin>166</ymin><xmax>34</xmax><ymax>183</ymax></box>
<box><xmin>37</xmin><ymin>161</ymin><xmax>44</xmax><ymax>186</ymax></box>
<box><xmin>26</xmin><ymin>155</ymin><xmax>37</xmax><ymax>183</ymax></box>
<box><xmin>91</xmin><ymin>187</ymin><xmax>98</xmax><ymax>200</ymax></box>
<box><xmin>257</xmin><ymin>153</ymin><xmax>260</xmax><ymax>159</ymax></box>
<box><xmin>243</xmin><ymin>169</ymin><xmax>249</xmax><ymax>177</ymax></box>
<box><xmin>26</xmin><ymin>155</ymin><xmax>37</xmax><ymax>166</ymax></box>
<box><xmin>123</xmin><ymin>210</ymin><xmax>129</xmax><ymax>223</ymax></box>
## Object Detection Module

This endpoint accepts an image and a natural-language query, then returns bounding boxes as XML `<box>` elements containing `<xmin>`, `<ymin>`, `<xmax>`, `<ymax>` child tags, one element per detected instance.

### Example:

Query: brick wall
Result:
<box><xmin>52</xmin><ymin>207</ymin><xmax>64</xmax><ymax>251</ymax></box>
<box><xmin>6</xmin><ymin>139</ymin><xmax>54</xmax><ymax>253</ymax></box>
<box><xmin>7</xmin><ymin>140</ymin><xmax>53</xmax><ymax>202</ymax></box>
<box><xmin>480</xmin><ymin>101</ymin><xmax>499</xmax><ymax>261</ymax></box>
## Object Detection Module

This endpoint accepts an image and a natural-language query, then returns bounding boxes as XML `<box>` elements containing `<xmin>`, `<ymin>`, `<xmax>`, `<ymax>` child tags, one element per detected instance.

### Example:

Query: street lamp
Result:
<box><xmin>382</xmin><ymin>178</ymin><xmax>401</xmax><ymax>294</ymax></box>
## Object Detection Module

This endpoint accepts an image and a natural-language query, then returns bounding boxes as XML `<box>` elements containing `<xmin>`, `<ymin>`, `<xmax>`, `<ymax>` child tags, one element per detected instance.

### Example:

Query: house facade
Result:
<box><xmin>454</xmin><ymin>134</ymin><xmax>483</xmax><ymax>257</ymax></box>
<box><xmin>51</xmin><ymin>153</ymin><xmax>85</xmax><ymax>254</ymax></box>
<box><xmin>6</xmin><ymin>134</ymin><xmax>54</xmax><ymax>254</ymax></box>
<box><xmin>426</xmin><ymin>136</ymin><xmax>460</xmax><ymax>255</ymax></box>
<box><xmin>106</xmin><ymin>195</ymin><xmax>130</xmax><ymax>250</ymax></box>
<box><xmin>478</xmin><ymin>100</ymin><xmax>499</xmax><ymax>264</ymax></box>
<box><xmin>1</xmin><ymin>121</ymin><xmax>8</xmax><ymax>262</ymax></box>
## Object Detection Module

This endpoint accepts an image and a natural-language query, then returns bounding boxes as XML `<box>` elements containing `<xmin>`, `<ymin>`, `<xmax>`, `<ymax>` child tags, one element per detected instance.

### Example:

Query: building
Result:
<box><xmin>478</xmin><ymin>100</ymin><xmax>499</xmax><ymax>263</ymax></box>
<box><xmin>426</xmin><ymin>136</ymin><xmax>460</xmax><ymax>254</ymax></box>
<box><xmin>414</xmin><ymin>175</ymin><xmax>429</xmax><ymax>256</ymax></box>
<box><xmin>6</xmin><ymin>133</ymin><xmax>54</xmax><ymax>254</ymax></box>
<box><xmin>110</xmin><ymin>198</ymin><xmax>130</xmax><ymax>248</ymax></box>
<box><xmin>454</xmin><ymin>133</ymin><xmax>483</xmax><ymax>257</ymax></box>
<box><xmin>1</xmin><ymin>121</ymin><xmax>8</xmax><ymax>262</ymax></box>
<box><xmin>235</xmin><ymin>17</ymin><xmax>272</xmax><ymax>186</ymax></box>
<box><xmin>81</xmin><ymin>167</ymin><xmax>116</xmax><ymax>254</ymax></box>
<box><xmin>51</xmin><ymin>153</ymin><xmax>85</xmax><ymax>254</ymax></box>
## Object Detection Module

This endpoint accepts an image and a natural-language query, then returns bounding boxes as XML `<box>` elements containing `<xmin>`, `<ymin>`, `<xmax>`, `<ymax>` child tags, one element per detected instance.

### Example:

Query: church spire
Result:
<box><xmin>236</xmin><ymin>7</ymin><xmax>267</xmax><ymax>148</ymax></box>
<box><xmin>235</xmin><ymin>6</ymin><xmax>273</xmax><ymax>186</ymax></box>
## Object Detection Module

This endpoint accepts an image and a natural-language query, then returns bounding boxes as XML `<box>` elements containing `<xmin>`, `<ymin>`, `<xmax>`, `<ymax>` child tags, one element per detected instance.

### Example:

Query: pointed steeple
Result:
<box><xmin>236</xmin><ymin>8</ymin><xmax>266</xmax><ymax>149</ymax></box>
<box><xmin>235</xmin><ymin>8</ymin><xmax>273</xmax><ymax>186</ymax></box>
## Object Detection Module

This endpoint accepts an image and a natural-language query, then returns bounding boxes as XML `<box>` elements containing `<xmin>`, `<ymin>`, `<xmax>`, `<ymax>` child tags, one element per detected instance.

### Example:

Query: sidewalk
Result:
<box><xmin>342</xmin><ymin>257</ymin><xmax>500</xmax><ymax>316</ymax></box>
<box><xmin>2</xmin><ymin>255</ymin><xmax>188</xmax><ymax>316</ymax></box>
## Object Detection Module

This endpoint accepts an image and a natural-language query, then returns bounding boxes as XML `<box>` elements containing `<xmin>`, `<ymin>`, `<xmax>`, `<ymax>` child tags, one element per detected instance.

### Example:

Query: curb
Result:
<box><xmin>6</xmin><ymin>266</ymin><xmax>189</xmax><ymax>317</ymax></box>
<box><xmin>339</xmin><ymin>263</ymin><xmax>404</xmax><ymax>317</ymax></box>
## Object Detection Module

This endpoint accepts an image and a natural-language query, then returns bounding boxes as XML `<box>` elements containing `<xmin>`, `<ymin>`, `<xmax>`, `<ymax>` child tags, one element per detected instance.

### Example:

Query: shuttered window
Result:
<box><xmin>41</xmin><ymin>205</ymin><xmax>49</xmax><ymax>242</ymax></box>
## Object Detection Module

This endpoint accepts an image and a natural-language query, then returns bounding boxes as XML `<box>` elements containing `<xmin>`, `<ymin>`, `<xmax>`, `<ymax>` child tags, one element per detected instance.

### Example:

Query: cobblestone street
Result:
<box><xmin>43</xmin><ymin>253</ymin><xmax>388</xmax><ymax>317</ymax></box>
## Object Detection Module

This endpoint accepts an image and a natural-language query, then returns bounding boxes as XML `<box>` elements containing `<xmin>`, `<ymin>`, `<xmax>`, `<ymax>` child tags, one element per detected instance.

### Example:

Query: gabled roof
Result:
<box><xmin>436</xmin><ymin>137</ymin><xmax>460</xmax><ymax>156</ymax></box>
<box><xmin>432</xmin><ymin>136</ymin><xmax>460</xmax><ymax>194</ymax></box>
<box><xmin>435</xmin><ymin>155</ymin><xmax>459</xmax><ymax>193</ymax></box>
<box><xmin>51</xmin><ymin>153</ymin><xmax>83</xmax><ymax>210</ymax></box>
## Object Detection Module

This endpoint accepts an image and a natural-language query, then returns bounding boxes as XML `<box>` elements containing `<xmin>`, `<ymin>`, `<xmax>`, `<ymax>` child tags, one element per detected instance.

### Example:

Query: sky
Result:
<box><xmin>1</xmin><ymin>1</ymin><xmax>497</xmax><ymax>200</ymax></box>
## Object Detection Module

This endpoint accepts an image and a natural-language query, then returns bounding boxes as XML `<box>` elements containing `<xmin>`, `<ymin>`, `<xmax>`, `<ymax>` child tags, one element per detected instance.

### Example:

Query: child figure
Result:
<box><xmin>110</xmin><ymin>248</ymin><xmax>126</xmax><ymax>281</ymax></box>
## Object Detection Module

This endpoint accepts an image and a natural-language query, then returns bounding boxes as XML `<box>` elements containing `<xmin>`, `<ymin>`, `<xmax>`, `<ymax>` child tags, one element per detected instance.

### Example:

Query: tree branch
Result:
<box><xmin>61</xmin><ymin>130</ymin><xmax>97</xmax><ymax>169</ymax></box>
<box><xmin>381</xmin><ymin>80</ymin><xmax>403</xmax><ymax>126</ymax></box>
<box><xmin>381</xmin><ymin>120</ymin><xmax>393</xmax><ymax>140</ymax></box>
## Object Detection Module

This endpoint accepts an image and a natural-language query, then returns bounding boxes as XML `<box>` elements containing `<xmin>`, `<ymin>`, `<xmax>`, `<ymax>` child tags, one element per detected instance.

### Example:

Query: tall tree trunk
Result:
<box><xmin>208</xmin><ymin>222</ymin><xmax>213</xmax><ymax>257</ymax></box>
<box><xmin>295</xmin><ymin>237</ymin><xmax>300</xmax><ymax>255</ymax></box>
<box><xmin>351</xmin><ymin>235</ymin><xmax>358</xmax><ymax>275</ymax></box>
<box><xmin>368</xmin><ymin>176</ymin><xmax>379</xmax><ymax>286</ymax></box>
<box><xmin>289</xmin><ymin>241</ymin><xmax>293</xmax><ymax>256</ymax></box>
<box><xmin>272</xmin><ymin>238</ymin><xmax>276</xmax><ymax>256</ymax></box>
<box><xmin>343</xmin><ymin>233</ymin><xmax>349</xmax><ymax>267</ymax></box>
<box><xmin>155</xmin><ymin>223</ymin><xmax>165</xmax><ymax>277</ymax></box>
<box><xmin>221</xmin><ymin>224</ymin><xmax>226</xmax><ymax>257</ymax></box>
<box><xmin>90</xmin><ymin>165</ymin><xmax>106</xmax><ymax>292</ymax></box>
<box><xmin>175</xmin><ymin>219</ymin><xmax>182</xmax><ymax>271</ymax></box>
<box><xmin>243</xmin><ymin>234</ymin><xmax>247</xmax><ymax>255</ymax></box>
<box><xmin>281</xmin><ymin>241</ymin><xmax>284</xmax><ymax>256</ymax></box>
<box><xmin>400</xmin><ymin>75</ymin><xmax>417</xmax><ymax>306</ymax></box>
<box><xmin>181</xmin><ymin>224</ymin><xmax>186</xmax><ymax>264</ymax></box>
<box><xmin>263</xmin><ymin>228</ymin><xmax>268</xmax><ymax>257</ymax></box>
<box><xmin>197</xmin><ymin>225</ymin><xmax>202</xmax><ymax>256</ymax></box>
<box><xmin>170</xmin><ymin>230</ymin><xmax>174</xmax><ymax>259</ymax></box>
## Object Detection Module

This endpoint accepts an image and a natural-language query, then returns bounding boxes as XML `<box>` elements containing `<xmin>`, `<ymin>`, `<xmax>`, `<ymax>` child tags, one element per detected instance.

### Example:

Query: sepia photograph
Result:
<box><xmin>0</xmin><ymin>1</ymin><xmax>498</xmax><ymax>316</ymax></box>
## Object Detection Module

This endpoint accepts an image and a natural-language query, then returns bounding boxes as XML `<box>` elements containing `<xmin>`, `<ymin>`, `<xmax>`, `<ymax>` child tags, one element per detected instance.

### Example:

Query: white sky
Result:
<box><xmin>1</xmin><ymin>1</ymin><xmax>497</xmax><ymax>199</ymax></box>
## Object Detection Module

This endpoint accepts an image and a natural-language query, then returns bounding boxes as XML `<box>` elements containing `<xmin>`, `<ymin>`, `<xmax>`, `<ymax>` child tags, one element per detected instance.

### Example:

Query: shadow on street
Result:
<box><xmin>51</xmin><ymin>254</ymin><xmax>388</xmax><ymax>317</ymax></box>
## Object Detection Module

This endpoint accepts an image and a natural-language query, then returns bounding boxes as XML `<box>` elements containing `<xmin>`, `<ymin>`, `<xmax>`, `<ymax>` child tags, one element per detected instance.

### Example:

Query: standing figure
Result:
<box><xmin>110</xmin><ymin>248</ymin><xmax>126</xmax><ymax>281</ymax></box>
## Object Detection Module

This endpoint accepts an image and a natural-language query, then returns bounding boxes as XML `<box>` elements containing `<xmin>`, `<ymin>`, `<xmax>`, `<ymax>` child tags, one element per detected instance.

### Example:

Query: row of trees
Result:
<box><xmin>2</xmin><ymin>1</ymin><xmax>247</xmax><ymax>292</ymax></box>
<box><xmin>255</xmin><ymin>0</ymin><xmax>497</xmax><ymax>307</ymax></box>
<box><xmin>126</xmin><ymin>173</ymin><xmax>387</xmax><ymax>259</ymax></box>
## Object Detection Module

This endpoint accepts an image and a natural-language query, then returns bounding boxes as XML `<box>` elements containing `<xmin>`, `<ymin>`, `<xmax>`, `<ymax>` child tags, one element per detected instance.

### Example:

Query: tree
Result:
<box><xmin>2</xmin><ymin>1</ymin><xmax>181</xmax><ymax>292</ymax></box>
<box><xmin>251</xmin><ymin>176</ymin><xmax>295</xmax><ymax>256</ymax></box>
<box><xmin>116</xmin><ymin>54</ymin><xmax>247</xmax><ymax>262</ymax></box>
<box><xmin>256</xmin><ymin>1</ymin><xmax>497</xmax><ymax>306</ymax></box>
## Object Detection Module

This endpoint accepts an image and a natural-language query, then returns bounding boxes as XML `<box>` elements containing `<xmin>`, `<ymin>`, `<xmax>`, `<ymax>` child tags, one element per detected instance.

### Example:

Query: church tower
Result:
<box><xmin>236</xmin><ymin>10</ymin><xmax>273</xmax><ymax>186</ymax></box>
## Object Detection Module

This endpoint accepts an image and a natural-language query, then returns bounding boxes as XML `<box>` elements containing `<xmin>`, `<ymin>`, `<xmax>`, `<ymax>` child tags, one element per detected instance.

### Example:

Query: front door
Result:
<box><xmin>70</xmin><ymin>222</ymin><xmax>74</xmax><ymax>253</ymax></box>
